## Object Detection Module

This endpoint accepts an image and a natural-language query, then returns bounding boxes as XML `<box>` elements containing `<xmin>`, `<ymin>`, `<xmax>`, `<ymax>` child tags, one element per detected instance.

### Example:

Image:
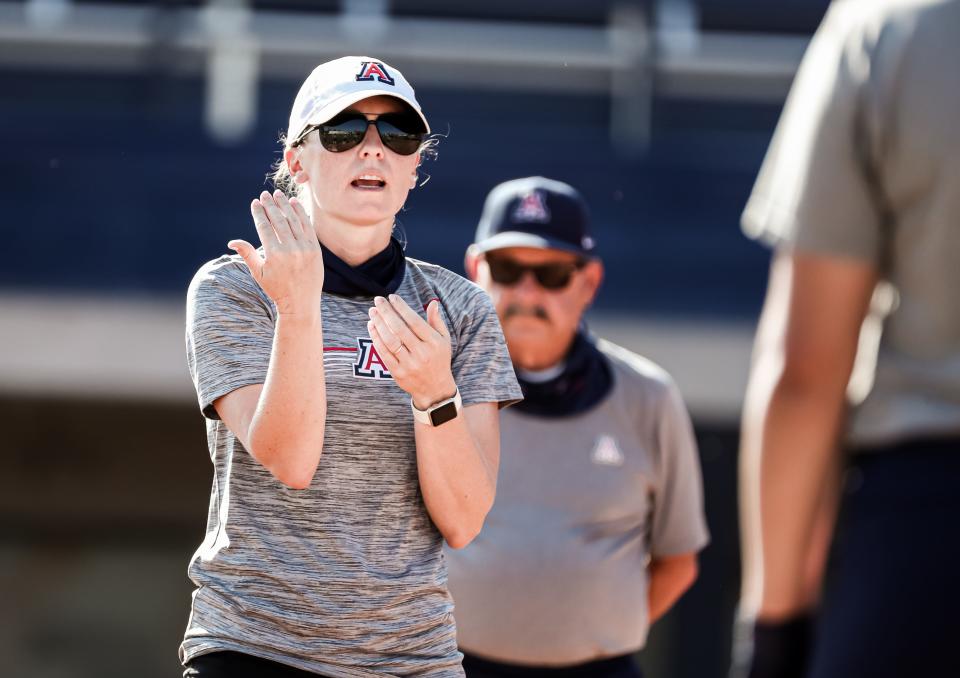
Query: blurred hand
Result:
<box><xmin>367</xmin><ymin>296</ymin><xmax>456</xmax><ymax>409</ymax></box>
<box><xmin>228</xmin><ymin>189</ymin><xmax>324</xmax><ymax>316</ymax></box>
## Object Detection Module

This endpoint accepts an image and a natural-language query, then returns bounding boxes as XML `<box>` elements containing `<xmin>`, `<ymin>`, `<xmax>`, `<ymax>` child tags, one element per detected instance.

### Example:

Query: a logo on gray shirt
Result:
<box><xmin>353</xmin><ymin>338</ymin><xmax>393</xmax><ymax>379</ymax></box>
<box><xmin>591</xmin><ymin>434</ymin><xmax>625</xmax><ymax>466</ymax></box>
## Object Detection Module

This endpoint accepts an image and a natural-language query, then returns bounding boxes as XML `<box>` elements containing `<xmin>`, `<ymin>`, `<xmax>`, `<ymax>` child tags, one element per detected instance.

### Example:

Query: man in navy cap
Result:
<box><xmin>445</xmin><ymin>177</ymin><xmax>710</xmax><ymax>677</ymax></box>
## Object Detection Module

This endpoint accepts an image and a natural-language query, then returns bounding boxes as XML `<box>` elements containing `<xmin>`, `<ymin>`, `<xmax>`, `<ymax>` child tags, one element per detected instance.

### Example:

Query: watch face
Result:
<box><xmin>429</xmin><ymin>401</ymin><xmax>459</xmax><ymax>426</ymax></box>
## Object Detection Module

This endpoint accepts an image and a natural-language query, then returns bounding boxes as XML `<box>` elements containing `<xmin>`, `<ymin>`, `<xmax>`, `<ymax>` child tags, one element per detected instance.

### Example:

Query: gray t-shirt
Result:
<box><xmin>743</xmin><ymin>0</ymin><xmax>960</xmax><ymax>446</ymax></box>
<box><xmin>444</xmin><ymin>340</ymin><xmax>709</xmax><ymax>665</ymax></box>
<box><xmin>179</xmin><ymin>253</ymin><xmax>522</xmax><ymax>677</ymax></box>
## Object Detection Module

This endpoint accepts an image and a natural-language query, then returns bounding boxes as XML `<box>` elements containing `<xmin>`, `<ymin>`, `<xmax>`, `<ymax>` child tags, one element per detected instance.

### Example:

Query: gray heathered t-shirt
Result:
<box><xmin>179</xmin><ymin>253</ymin><xmax>522</xmax><ymax>677</ymax></box>
<box><xmin>743</xmin><ymin>0</ymin><xmax>960</xmax><ymax>446</ymax></box>
<box><xmin>444</xmin><ymin>340</ymin><xmax>709</xmax><ymax>665</ymax></box>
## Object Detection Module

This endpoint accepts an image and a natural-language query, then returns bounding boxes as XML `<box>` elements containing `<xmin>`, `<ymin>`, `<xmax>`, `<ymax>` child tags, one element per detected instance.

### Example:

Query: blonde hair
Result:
<box><xmin>268</xmin><ymin>132</ymin><xmax>304</xmax><ymax>200</ymax></box>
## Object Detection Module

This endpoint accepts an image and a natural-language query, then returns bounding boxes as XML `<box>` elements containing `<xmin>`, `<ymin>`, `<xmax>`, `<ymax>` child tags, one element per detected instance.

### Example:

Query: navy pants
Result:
<box><xmin>807</xmin><ymin>437</ymin><xmax>960</xmax><ymax>678</ymax></box>
<box><xmin>462</xmin><ymin>652</ymin><xmax>643</xmax><ymax>678</ymax></box>
<box><xmin>185</xmin><ymin>650</ymin><xmax>639</xmax><ymax>678</ymax></box>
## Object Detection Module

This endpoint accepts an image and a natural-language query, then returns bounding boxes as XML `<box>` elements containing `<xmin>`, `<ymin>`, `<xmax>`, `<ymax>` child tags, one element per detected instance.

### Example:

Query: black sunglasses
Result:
<box><xmin>485</xmin><ymin>254</ymin><xmax>587</xmax><ymax>290</ymax></box>
<box><xmin>292</xmin><ymin>111</ymin><xmax>426</xmax><ymax>156</ymax></box>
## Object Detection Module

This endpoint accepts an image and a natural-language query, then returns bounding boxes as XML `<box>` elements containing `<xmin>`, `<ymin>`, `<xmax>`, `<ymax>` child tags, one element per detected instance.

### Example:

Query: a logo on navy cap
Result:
<box><xmin>511</xmin><ymin>190</ymin><xmax>551</xmax><ymax>224</ymax></box>
<box><xmin>355</xmin><ymin>61</ymin><xmax>396</xmax><ymax>86</ymax></box>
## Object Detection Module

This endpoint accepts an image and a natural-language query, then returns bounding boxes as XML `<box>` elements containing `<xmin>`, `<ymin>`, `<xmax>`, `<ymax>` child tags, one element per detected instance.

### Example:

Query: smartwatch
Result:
<box><xmin>411</xmin><ymin>389</ymin><xmax>462</xmax><ymax>427</ymax></box>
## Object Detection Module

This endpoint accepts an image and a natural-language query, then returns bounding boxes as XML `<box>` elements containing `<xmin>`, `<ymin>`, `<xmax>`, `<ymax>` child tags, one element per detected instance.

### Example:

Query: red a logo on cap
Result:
<box><xmin>353</xmin><ymin>338</ymin><xmax>393</xmax><ymax>379</ymax></box>
<box><xmin>512</xmin><ymin>190</ymin><xmax>551</xmax><ymax>223</ymax></box>
<box><xmin>355</xmin><ymin>61</ymin><xmax>396</xmax><ymax>86</ymax></box>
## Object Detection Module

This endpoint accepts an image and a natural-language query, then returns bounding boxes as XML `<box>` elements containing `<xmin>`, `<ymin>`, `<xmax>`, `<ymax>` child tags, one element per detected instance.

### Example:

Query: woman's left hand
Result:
<box><xmin>368</xmin><ymin>295</ymin><xmax>456</xmax><ymax>409</ymax></box>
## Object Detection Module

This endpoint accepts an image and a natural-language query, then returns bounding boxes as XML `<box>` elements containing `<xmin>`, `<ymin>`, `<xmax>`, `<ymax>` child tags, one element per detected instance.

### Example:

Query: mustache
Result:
<box><xmin>504</xmin><ymin>304</ymin><xmax>550</xmax><ymax>322</ymax></box>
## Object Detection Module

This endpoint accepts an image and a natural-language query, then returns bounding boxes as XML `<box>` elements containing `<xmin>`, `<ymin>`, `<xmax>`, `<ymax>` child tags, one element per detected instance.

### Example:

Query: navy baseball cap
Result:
<box><xmin>473</xmin><ymin>177</ymin><xmax>596</xmax><ymax>257</ymax></box>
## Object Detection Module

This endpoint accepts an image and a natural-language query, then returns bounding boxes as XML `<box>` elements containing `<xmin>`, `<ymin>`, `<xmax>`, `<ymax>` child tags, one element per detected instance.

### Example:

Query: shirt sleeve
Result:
<box><xmin>185</xmin><ymin>257</ymin><xmax>276</xmax><ymax>419</ymax></box>
<box><xmin>650</xmin><ymin>379</ymin><xmax>710</xmax><ymax>558</ymax></box>
<box><xmin>742</xmin><ymin>1</ymin><xmax>887</xmax><ymax>265</ymax></box>
<box><xmin>444</xmin><ymin>278</ymin><xmax>522</xmax><ymax>409</ymax></box>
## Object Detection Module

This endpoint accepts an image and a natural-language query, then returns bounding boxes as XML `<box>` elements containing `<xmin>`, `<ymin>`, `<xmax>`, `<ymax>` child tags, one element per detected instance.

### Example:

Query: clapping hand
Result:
<box><xmin>228</xmin><ymin>190</ymin><xmax>325</xmax><ymax>316</ymax></box>
<box><xmin>367</xmin><ymin>295</ymin><xmax>456</xmax><ymax>409</ymax></box>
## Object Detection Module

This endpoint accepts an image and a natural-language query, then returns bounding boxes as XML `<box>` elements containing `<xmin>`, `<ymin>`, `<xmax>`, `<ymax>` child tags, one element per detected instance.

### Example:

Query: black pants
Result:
<box><xmin>807</xmin><ymin>437</ymin><xmax>960</xmax><ymax>678</ymax></box>
<box><xmin>183</xmin><ymin>651</ymin><xmax>332</xmax><ymax>678</ymax></box>
<box><xmin>462</xmin><ymin>652</ymin><xmax>642</xmax><ymax>678</ymax></box>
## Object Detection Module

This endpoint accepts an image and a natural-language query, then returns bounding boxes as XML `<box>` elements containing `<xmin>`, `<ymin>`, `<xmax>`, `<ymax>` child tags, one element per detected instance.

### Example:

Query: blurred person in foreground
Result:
<box><xmin>735</xmin><ymin>1</ymin><xmax>960</xmax><ymax>677</ymax></box>
<box><xmin>445</xmin><ymin>176</ymin><xmax>710</xmax><ymax>678</ymax></box>
<box><xmin>179</xmin><ymin>56</ymin><xmax>520</xmax><ymax>677</ymax></box>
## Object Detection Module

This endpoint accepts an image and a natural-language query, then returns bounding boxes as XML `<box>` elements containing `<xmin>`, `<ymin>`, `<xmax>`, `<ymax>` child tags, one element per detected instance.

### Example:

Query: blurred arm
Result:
<box><xmin>739</xmin><ymin>251</ymin><xmax>877</xmax><ymax>620</ymax></box>
<box><xmin>648</xmin><ymin>551</ymin><xmax>699</xmax><ymax>622</ymax></box>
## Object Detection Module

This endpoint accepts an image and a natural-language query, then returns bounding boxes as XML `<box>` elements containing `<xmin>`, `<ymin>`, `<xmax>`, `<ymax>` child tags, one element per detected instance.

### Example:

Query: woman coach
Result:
<box><xmin>179</xmin><ymin>56</ymin><xmax>521</xmax><ymax>677</ymax></box>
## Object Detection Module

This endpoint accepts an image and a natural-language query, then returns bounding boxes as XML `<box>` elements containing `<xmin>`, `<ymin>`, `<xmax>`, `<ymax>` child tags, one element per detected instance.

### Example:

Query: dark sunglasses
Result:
<box><xmin>292</xmin><ymin>111</ymin><xmax>426</xmax><ymax>156</ymax></box>
<box><xmin>485</xmin><ymin>255</ymin><xmax>587</xmax><ymax>290</ymax></box>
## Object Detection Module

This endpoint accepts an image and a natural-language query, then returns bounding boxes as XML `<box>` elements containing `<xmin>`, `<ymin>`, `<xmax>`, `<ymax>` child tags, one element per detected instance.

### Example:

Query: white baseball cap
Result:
<box><xmin>286</xmin><ymin>56</ymin><xmax>430</xmax><ymax>146</ymax></box>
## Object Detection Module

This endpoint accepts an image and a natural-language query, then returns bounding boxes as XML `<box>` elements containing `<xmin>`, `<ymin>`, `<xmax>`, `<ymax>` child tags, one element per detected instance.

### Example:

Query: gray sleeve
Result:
<box><xmin>185</xmin><ymin>258</ymin><xmax>276</xmax><ymax>419</ymax></box>
<box><xmin>446</xmin><ymin>282</ymin><xmax>522</xmax><ymax>409</ymax></box>
<box><xmin>650</xmin><ymin>380</ymin><xmax>710</xmax><ymax>558</ymax></box>
<box><xmin>742</xmin><ymin>1</ymin><xmax>886</xmax><ymax>264</ymax></box>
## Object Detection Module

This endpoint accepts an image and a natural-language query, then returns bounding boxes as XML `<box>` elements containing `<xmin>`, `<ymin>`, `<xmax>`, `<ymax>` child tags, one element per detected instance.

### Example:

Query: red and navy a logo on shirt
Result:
<box><xmin>355</xmin><ymin>61</ymin><xmax>396</xmax><ymax>86</ymax></box>
<box><xmin>354</xmin><ymin>338</ymin><xmax>393</xmax><ymax>379</ymax></box>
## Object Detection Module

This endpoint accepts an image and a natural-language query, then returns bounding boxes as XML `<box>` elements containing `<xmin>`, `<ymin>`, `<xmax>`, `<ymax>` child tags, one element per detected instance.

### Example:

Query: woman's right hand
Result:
<box><xmin>228</xmin><ymin>190</ymin><xmax>325</xmax><ymax>316</ymax></box>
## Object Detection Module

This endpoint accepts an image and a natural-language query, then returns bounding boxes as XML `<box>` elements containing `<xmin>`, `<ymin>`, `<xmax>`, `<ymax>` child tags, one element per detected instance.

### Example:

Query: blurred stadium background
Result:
<box><xmin>0</xmin><ymin>0</ymin><xmax>831</xmax><ymax>676</ymax></box>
